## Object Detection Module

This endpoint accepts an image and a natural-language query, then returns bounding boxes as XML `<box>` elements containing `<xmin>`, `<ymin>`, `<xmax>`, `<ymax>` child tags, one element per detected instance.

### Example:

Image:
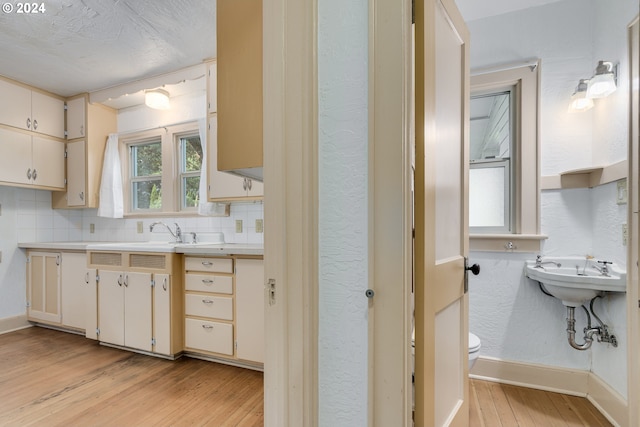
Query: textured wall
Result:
<box><xmin>317</xmin><ymin>0</ymin><xmax>369</xmax><ymax>425</ymax></box>
<box><xmin>467</xmin><ymin>0</ymin><xmax>634</xmax><ymax>399</ymax></box>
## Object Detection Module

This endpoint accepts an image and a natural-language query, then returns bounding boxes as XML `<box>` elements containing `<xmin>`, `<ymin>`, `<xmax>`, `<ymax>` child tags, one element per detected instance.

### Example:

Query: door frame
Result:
<box><xmin>263</xmin><ymin>0</ymin><xmax>414</xmax><ymax>424</ymax></box>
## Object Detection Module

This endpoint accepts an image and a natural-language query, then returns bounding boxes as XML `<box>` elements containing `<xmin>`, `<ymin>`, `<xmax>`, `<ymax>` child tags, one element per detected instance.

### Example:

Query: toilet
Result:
<box><xmin>411</xmin><ymin>329</ymin><xmax>482</xmax><ymax>371</ymax></box>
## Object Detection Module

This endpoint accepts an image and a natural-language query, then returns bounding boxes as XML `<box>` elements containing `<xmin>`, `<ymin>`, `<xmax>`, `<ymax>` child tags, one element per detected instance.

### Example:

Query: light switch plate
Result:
<box><xmin>622</xmin><ymin>223</ymin><xmax>628</xmax><ymax>246</ymax></box>
<box><xmin>255</xmin><ymin>219</ymin><xmax>263</xmax><ymax>233</ymax></box>
<box><xmin>137</xmin><ymin>221</ymin><xmax>144</xmax><ymax>233</ymax></box>
<box><xmin>236</xmin><ymin>219</ymin><xmax>243</xmax><ymax>233</ymax></box>
<box><xmin>90</xmin><ymin>223</ymin><xmax>95</xmax><ymax>234</ymax></box>
<box><xmin>617</xmin><ymin>179</ymin><xmax>628</xmax><ymax>205</ymax></box>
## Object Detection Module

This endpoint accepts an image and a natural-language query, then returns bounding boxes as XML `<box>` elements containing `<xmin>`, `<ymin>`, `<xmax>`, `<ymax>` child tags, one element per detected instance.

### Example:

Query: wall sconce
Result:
<box><xmin>586</xmin><ymin>61</ymin><xmax>618</xmax><ymax>99</ymax></box>
<box><xmin>144</xmin><ymin>89</ymin><xmax>171</xmax><ymax>110</ymax></box>
<box><xmin>568</xmin><ymin>79</ymin><xmax>594</xmax><ymax>113</ymax></box>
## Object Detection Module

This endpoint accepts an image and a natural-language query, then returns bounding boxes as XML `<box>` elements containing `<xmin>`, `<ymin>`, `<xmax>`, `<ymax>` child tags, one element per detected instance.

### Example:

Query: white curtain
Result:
<box><xmin>97</xmin><ymin>133</ymin><xmax>124</xmax><ymax>218</ymax></box>
<box><xmin>198</xmin><ymin>118</ymin><xmax>228</xmax><ymax>216</ymax></box>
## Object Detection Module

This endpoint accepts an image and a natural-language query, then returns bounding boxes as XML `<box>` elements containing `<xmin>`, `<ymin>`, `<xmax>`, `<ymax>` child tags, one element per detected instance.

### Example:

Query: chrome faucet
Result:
<box><xmin>149</xmin><ymin>221</ymin><xmax>182</xmax><ymax>243</ymax></box>
<box><xmin>535</xmin><ymin>255</ymin><xmax>561</xmax><ymax>269</ymax></box>
<box><xmin>592</xmin><ymin>260</ymin><xmax>612</xmax><ymax>277</ymax></box>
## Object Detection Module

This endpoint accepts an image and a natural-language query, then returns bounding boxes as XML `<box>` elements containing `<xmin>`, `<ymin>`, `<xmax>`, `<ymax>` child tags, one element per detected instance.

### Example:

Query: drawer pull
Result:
<box><xmin>202</xmin><ymin>324</ymin><xmax>214</xmax><ymax>330</ymax></box>
<box><xmin>202</xmin><ymin>279</ymin><xmax>214</xmax><ymax>284</ymax></box>
<box><xmin>201</xmin><ymin>261</ymin><xmax>213</xmax><ymax>266</ymax></box>
<box><xmin>202</xmin><ymin>299</ymin><xmax>214</xmax><ymax>304</ymax></box>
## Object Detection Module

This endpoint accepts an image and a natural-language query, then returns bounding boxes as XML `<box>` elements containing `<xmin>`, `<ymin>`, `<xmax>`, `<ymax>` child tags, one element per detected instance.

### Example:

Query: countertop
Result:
<box><xmin>18</xmin><ymin>242</ymin><xmax>264</xmax><ymax>256</ymax></box>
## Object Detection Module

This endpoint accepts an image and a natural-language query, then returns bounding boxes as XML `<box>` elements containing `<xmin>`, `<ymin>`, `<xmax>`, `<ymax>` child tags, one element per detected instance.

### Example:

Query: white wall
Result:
<box><xmin>0</xmin><ymin>92</ymin><xmax>264</xmax><ymax>322</ymax></box>
<box><xmin>317</xmin><ymin>0</ymin><xmax>369</xmax><ymax>425</ymax></box>
<box><xmin>466</xmin><ymin>0</ymin><xmax>635</xmax><ymax>398</ymax></box>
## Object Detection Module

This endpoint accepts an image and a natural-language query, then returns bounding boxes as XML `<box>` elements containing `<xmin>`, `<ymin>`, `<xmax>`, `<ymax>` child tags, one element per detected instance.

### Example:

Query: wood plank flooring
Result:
<box><xmin>469</xmin><ymin>378</ymin><xmax>613</xmax><ymax>427</ymax></box>
<box><xmin>0</xmin><ymin>327</ymin><xmax>263</xmax><ymax>427</ymax></box>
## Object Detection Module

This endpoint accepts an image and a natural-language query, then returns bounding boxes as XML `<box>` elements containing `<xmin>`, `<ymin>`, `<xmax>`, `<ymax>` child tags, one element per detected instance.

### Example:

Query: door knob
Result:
<box><xmin>465</xmin><ymin>263</ymin><xmax>480</xmax><ymax>275</ymax></box>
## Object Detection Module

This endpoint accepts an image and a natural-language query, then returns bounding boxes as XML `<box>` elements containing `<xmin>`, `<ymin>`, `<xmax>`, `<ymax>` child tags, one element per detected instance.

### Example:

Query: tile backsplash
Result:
<box><xmin>14</xmin><ymin>188</ymin><xmax>264</xmax><ymax>245</ymax></box>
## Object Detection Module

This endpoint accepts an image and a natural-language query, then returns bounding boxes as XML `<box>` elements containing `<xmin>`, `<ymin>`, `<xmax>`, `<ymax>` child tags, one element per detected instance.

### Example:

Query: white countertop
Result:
<box><xmin>18</xmin><ymin>241</ymin><xmax>263</xmax><ymax>256</ymax></box>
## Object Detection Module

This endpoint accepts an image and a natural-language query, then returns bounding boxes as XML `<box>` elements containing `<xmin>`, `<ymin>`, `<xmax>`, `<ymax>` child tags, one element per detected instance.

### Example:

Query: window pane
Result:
<box><xmin>183</xmin><ymin>176</ymin><xmax>200</xmax><ymax>208</ymax></box>
<box><xmin>181</xmin><ymin>136</ymin><xmax>202</xmax><ymax>172</ymax></box>
<box><xmin>132</xmin><ymin>179</ymin><xmax>162</xmax><ymax>210</ymax></box>
<box><xmin>132</xmin><ymin>142</ymin><xmax>162</xmax><ymax>177</ymax></box>
<box><xmin>470</xmin><ymin>92</ymin><xmax>511</xmax><ymax>161</ymax></box>
<box><xmin>469</xmin><ymin>166</ymin><xmax>505</xmax><ymax>228</ymax></box>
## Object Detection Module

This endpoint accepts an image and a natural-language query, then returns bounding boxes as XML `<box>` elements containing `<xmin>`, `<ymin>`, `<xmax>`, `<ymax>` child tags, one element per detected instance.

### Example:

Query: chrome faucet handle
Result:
<box><xmin>174</xmin><ymin>223</ymin><xmax>182</xmax><ymax>242</ymax></box>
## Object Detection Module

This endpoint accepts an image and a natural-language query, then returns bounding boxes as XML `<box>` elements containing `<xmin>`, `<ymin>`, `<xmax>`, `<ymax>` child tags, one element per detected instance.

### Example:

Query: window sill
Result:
<box><xmin>470</xmin><ymin>233</ymin><xmax>547</xmax><ymax>253</ymax></box>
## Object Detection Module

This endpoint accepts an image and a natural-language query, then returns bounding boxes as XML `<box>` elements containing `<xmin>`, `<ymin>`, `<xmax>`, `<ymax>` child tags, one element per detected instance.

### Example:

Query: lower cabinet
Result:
<box><xmin>184</xmin><ymin>255</ymin><xmax>264</xmax><ymax>366</ymax></box>
<box><xmin>27</xmin><ymin>251</ymin><xmax>61</xmax><ymax>324</ymax></box>
<box><xmin>90</xmin><ymin>251</ymin><xmax>182</xmax><ymax>357</ymax></box>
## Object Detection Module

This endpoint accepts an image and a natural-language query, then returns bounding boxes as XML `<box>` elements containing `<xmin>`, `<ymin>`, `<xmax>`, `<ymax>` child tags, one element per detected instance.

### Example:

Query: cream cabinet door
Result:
<box><xmin>32</xmin><ymin>136</ymin><xmax>65</xmax><ymax>189</ymax></box>
<box><xmin>124</xmin><ymin>272</ymin><xmax>153</xmax><ymax>352</ymax></box>
<box><xmin>0</xmin><ymin>79</ymin><xmax>31</xmax><ymax>131</ymax></box>
<box><xmin>66</xmin><ymin>139</ymin><xmax>87</xmax><ymax>206</ymax></box>
<box><xmin>235</xmin><ymin>258</ymin><xmax>264</xmax><ymax>363</ymax></box>
<box><xmin>85</xmin><ymin>268</ymin><xmax>98</xmax><ymax>340</ymax></box>
<box><xmin>66</xmin><ymin>96</ymin><xmax>86</xmax><ymax>140</ymax></box>
<box><xmin>153</xmin><ymin>274</ymin><xmax>171</xmax><ymax>355</ymax></box>
<box><xmin>0</xmin><ymin>127</ymin><xmax>31</xmax><ymax>185</ymax></box>
<box><xmin>27</xmin><ymin>252</ymin><xmax>61</xmax><ymax>324</ymax></box>
<box><xmin>31</xmin><ymin>91</ymin><xmax>65</xmax><ymax>139</ymax></box>
<box><xmin>207</xmin><ymin>61</ymin><xmax>217</xmax><ymax>114</ymax></box>
<box><xmin>246</xmin><ymin>178</ymin><xmax>264</xmax><ymax>198</ymax></box>
<box><xmin>207</xmin><ymin>116</ymin><xmax>251</xmax><ymax>200</ymax></box>
<box><xmin>98</xmin><ymin>270</ymin><xmax>125</xmax><ymax>346</ymax></box>
<box><xmin>60</xmin><ymin>252</ymin><xmax>88</xmax><ymax>330</ymax></box>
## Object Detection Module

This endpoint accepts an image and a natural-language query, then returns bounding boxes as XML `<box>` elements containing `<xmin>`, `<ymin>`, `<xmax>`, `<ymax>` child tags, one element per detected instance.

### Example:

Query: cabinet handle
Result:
<box><xmin>33</xmin><ymin>119</ymin><xmax>38</xmax><ymax>130</ymax></box>
<box><xmin>32</xmin><ymin>169</ymin><xmax>37</xmax><ymax>181</ymax></box>
<box><xmin>242</xmin><ymin>178</ymin><xmax>247</xmax><ymax>191</ymax></box>
<box><xmin>85</xmin><ymin>272</ymin><xmax>89</xmax><ymax>284</ymax></box>
<box><xmin>123</xmin><ymin>275</ymin><xmax>129</xmax><ymax>287</ymax></box>
<box><xmin>162</xmin><ymin>277</ymin><xmax>167</xmax><ymax>291</ymax></box>
<box><xmin>26</xmin><ymin>118</ymin><xmax>31</xmax><ymax>129</ymax></box>
<box><xmin>202</xmin><ymin>299</ymin><xmax>214</xmax><ymax>305</ymax></box>
<box><xmin>26</xmin><ymin>168</ymin><xmax>32</xmax><ymax>180</ymax></box>
<box><xmin>202</xmin><ymin>324</ymin><xmax>214</xmax><ymax>330</ymax></box>
<box><xmin>202</xmin><ymin>279</ymin><xmax>214</xmax><ymax>284</ymax></box>
<box><xmin>79</xmin><ymin>192</ymin><xmax>84</xmax><ymax>201</ymax></box>
<box><xmin>247</xmin><ymin>179</ymin><xmax>252</xmax><ymax>191</ymax></box>
<box><xmin>117</xmin><ymin>275</ymin><xmax>123</xmax><ymax>286</ymax></box>
<box><xmin>201</xmin><ymin>261</ymin><xmax>213</xmax><ymax>266</ymax></box>
<box><xmin>80</xmin><ymin>125</ymin><xmax>84</xmax><ymax>136</ymax></box>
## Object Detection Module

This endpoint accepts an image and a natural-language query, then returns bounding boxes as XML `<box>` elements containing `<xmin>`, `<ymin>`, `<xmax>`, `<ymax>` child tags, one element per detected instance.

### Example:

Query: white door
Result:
<box><xmin>60</xmin><ymin>252</ymin><xmax>87</xmax><ymax>330</ymax></box>
<box><xmin>153</xmin><ymin>273</ymin><xmax>171</xmax><ymax>355</ymax></box>
<box><xmin>235</xmin><ymin>258</ymin><xmax>265</xmax><ymax>363</ymax></box>
<box><xmin>98</xmin><ymin>270</ymin><xmax>125</xmax><ymax>346</ymax></box>
<box><xmin>124</xmin><ymin>272</ymin><xmax>152</xmax><ymax>352</ymax></box>
<box><xmin>66</xmin><ymin>139</ymin><xmax>87</xmax><ymax>206</ymax></box>
<box><xmin>414</xmin><ymin>0</ymin><xmax>470</xmax><ymax>425</ymax></box>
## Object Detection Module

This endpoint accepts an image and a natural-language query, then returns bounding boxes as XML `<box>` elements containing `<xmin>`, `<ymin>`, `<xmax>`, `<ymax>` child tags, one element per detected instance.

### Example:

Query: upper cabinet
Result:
<box><xmin>207</xmin><ymin>61</ymin><xmax>217</xmax><ymax>115</ymax></box>
<box><xmin>215</xmin><ymin>0</ymin><xmax>263</xmax><ymax>182</ymax></box>
<box><xmin>52</xmin><ymin>94</ymin><xmax>117</xmax><ymax>209</ymax></box>
<box><xmin>0</xmin><ymin>77</ymin><xmax>65</xmax><ymax>139</ymax></box>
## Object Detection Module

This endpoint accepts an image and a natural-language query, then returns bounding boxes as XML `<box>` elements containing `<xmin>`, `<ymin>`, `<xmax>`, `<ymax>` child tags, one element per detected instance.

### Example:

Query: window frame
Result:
<box><xmin>469</xmin><ymin>62</ymin><xmax>546</xmax><ymax>252</ymax></box>
<box><xmin>176</xmin><ymin>130</ymin><xmax>203</xmax><ymax>212</ymax></box>
<box><xmin>120</xmin><ymin>121</ymin><xmax>202</xmax><ymax>217</ymax></box>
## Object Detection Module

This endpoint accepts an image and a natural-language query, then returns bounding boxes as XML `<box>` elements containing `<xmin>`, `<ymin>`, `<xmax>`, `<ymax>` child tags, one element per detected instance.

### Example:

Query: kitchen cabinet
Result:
<box><xmin>207</xmin><ymin>61</ymin><xmax>217</xmax><ymax>114</ymax></box>
<box><xmin>52</xmin><ymin>94</ymin><xmax>117</xmax><ymax>209</ymax></box>
<box><xmin>184</xmin><ymin>255</ymin><xmax>264</xmax><ymax>366</ymax></box>
<box><xmin>235</xmin><ymin>258</ymin><xmax>264</xmax><ymax>363</ymax></box>
<box><xmin>0</xmin><ymin>127</ymin><xmax>65</xmax><ymax>189</ymax></box>
<box><xmin>89</xmin><ymin>251</ymin><xmax>183</xmax><ymax>357</ymax></box>
<box><xmin>207</xmin><ymin>116</ymin><xmax>264</xmax><ymax>201</ymax></box>
<box><xmin>215</xmin><ymin>0</ymin><xmax>263</xmax><ymax>181</ymax></box>
<box><xmin>60</xmin><ymin>252</ymin><xmax>95</xmax><ymax>333</ymax></box>
<box><xmin>0</xmin><ymin>77</ymin><xmax>65</xmax><ymax>139</ymax></box>
<box><xmin>27</xmin><ymin>251</ymin><xmax>61</xmax><ymax>324</ymax></box>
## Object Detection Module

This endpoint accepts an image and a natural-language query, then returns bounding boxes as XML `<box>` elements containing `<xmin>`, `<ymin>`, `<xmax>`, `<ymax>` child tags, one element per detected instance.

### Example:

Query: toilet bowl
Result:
<box><xmin>411</xmin><ymin>329</ymin><xmax>481</xmax><ymax>371</ymax></box>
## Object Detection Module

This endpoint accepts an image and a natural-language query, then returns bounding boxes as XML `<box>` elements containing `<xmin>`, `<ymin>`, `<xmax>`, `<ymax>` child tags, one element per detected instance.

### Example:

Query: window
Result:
<box><xmin>122</xmin><ymin>122</ymin><xmax>202</xmax><ymax>215</ymax></box>
<box><xmin>469</xmin><ymin>62</ymin><xmax>545</xmax><ymax>251</ymax></box>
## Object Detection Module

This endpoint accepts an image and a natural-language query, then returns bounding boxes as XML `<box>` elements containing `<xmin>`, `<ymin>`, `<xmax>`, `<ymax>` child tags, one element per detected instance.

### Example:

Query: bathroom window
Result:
<box><xmin>469</xmin><ymin>62</ymin><xmax>543</xmax><ymax>251</ymax></box>
<box><xmin>121</xmin><ymin>122</ymin><xmax>201</xmax><ymax>216</ymax></box>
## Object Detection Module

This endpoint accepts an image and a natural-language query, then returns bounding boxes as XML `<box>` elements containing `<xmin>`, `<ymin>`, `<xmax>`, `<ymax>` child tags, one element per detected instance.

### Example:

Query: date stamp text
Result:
<box><xmin>2</xmin><ymin>3</ymin><xmax>46</xmax><ymax>14</ymax></box>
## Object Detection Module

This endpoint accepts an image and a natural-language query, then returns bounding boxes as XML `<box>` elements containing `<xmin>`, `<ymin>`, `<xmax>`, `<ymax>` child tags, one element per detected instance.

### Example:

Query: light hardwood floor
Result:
<box><xmin>469</xmin><ymin>378</ymin><xmax>613</xmax><ymax>427</ymax></box>
<box><xmin>0</xmin><ymin>327</ymin><xmax>263</xmax><ymax>427</ymax></box>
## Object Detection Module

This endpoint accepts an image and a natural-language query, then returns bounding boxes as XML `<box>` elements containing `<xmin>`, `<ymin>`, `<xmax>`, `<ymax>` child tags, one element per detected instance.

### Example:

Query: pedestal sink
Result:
<box><xmin>524</xmin><ymin>257</ymin><xmax>626</xmax><ymax>307</ymax></box>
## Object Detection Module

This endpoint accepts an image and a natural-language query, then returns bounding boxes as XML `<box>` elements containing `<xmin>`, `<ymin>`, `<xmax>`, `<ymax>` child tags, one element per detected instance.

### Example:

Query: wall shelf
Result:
<box><xmin>540</xmin><ymin>160</ymin><xmax>627</xmax><ymax>190</ymax></box>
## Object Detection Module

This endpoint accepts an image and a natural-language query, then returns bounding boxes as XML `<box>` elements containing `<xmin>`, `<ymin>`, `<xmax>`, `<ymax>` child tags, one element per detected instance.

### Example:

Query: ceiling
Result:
<box><xmin>0</xmin><ymin>0</ymin><xmax>562</xmax><ymax>108</ymax></box>
<box><xmin>0</xmin><ymin>0</ymin><xmax>215</xmax><ymax>98</ymax></box>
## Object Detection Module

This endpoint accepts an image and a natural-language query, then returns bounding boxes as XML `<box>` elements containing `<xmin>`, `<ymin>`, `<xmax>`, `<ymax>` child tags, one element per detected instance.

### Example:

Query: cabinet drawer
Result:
<box><xmin>185</xmin><ymin>318</ymin><xmax>233</xmax><ymax>355</ymax></box>
<box><xmin>185</xmin><ymin>273</ymin><xmax>233</xmax><ymax>294</ymax></box>
<box><xmin>185</xmin><ymin>294</ymin><xmax>233</xmax><ymax>320</ymax></box>
<box><xmin>185</xmin><ymin>257</ymin><xmax>233</xmax><ymax>273</ymax></box>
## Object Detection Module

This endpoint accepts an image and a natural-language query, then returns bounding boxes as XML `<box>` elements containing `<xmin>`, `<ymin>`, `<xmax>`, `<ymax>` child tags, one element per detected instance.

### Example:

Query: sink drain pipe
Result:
<box><xmin>566</xmin><ymin>306</ymin><xmax>600</xmax><ymax>350</ymax></box>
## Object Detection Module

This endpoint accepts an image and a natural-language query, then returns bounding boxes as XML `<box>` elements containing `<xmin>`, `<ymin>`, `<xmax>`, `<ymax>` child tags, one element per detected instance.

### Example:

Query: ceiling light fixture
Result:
<box><xmin>145</xmin><ymin>89</ymin><xmax>171</xmax><ymax>110</ymax></box>
<box><xmin>586</xmin><ymin>61</ymin><xmax>617</xmax><ymax>99</ymax></box>
<box><xmin>568</xmin><ymin>79</ymin><xmax>594</xmax><ymax>113</ymax></box>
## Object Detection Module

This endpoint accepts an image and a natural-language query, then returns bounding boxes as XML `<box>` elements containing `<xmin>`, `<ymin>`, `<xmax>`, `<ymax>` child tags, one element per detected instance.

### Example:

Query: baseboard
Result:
<box><xmin>470</xmin><ymin>356</ymin><xmax>627</xmax><ymax>426</ymax></box>
<box><xmin>0</xmin><ymin>315</ymin><xmax>31</xmax><ymax>335</ymax></box>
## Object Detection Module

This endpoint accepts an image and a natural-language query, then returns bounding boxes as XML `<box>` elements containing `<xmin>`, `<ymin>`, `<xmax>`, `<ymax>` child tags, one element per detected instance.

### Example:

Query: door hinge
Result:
<box><xmin>64</xmin><ymin>103</ymin><xmax>68</xmax><ymax>111</ymax></box>
<box><xmin>26</xmin><ymin>301</ymin><xmax>31</xmax><ymax>308</ymax></box>
<box><xmin>64</xmin><ymin>130</ymin><xmax>68</xmax><ymax>138</ymax></box>
<box><xmin>151</xmin><ymin>338</ymin><xmax>156</xmax><ymax>346</ymax></box>
<box><xmin>64</xmin><ymin>149</ymin><xmax>68</xmax><ymax>158</ymax></box>
<box><xmin>96</xmin><ymin>328</ymin><xmax>100</xmax><ymax>335</ymax></box>
<box><xmin>96</xmin><ymin>274</ymin><xmax>100</xmax><ymax>283</ymax></box>
<box><xmin>268</xmin><ymin>278</ymin><xmax>276</xmax><ymax>306</ymax></box>
<box><xmin>150</xmin><ymin>279</ymin><xmax>155</xmax><ymax>288</ymax></box>
<box><xmin>64</xmin><ymin>178</ymin><xmax>67</xmax><ymax>185</ymax></box>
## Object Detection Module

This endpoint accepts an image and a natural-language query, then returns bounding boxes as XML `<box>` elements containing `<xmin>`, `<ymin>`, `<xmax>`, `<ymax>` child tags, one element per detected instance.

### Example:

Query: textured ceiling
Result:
<box><xmin>0</xmin><ymin>0</ymin><xmax>215</xmax><ymax>97</ymax></box>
